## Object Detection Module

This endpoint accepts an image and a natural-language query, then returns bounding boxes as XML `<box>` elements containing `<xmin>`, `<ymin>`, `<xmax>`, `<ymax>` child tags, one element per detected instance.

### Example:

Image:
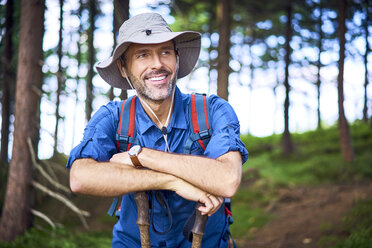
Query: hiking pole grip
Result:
<box><xmin>191</xmin><ymin>202</ymin><xmax>208</xmax><ymax>248</ymax></box>
<box><xmin>134</xmin><ymin>191</ymin><xmax>150</xmax><ymax>248</ymax></box>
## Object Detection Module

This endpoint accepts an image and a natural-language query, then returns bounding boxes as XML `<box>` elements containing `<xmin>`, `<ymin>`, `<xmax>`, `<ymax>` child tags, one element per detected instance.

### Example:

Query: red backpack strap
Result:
<box><xmin>184</xmin><ymin>93</ymin><xmax>212</xmax><ymax>154</ymax></box>
<box><xmin>116</xmin><ymin>95</ymin><xmax>139</xmax><ymax>152</ymax></box>
<box><xmin>109</xmin><ymin>95</ymin><xmax>139</xmax><ymax>217</ymax></box>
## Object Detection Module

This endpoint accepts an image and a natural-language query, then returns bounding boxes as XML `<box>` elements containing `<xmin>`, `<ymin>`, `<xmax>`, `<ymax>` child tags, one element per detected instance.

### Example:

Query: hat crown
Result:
<box><xmin>118</xmin><ymin>13</ymin><xmax>172</xmax><ymax>44</ymax></box>
<box><xmin>96</xmin><ymin>13</ymin><xmax>201</xmax><ymax>90</ymax></box>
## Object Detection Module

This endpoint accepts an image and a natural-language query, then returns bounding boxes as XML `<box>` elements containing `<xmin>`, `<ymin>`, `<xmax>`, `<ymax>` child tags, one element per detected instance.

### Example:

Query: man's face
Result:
<box><xmin>124</xmin><ymin>41</ymin><xmax>178</xmax><ymax>103</ymax></box>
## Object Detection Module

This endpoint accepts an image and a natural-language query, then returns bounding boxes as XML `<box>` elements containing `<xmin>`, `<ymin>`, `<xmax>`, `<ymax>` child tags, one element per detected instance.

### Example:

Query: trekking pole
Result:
<box><xmin>134</xmin><ymin>191</ymin><xmax>151</xmax><ymax>248</ymax></box>
<box><xmin>191</xmin><ymin>203</ymin><xmax>208</xmax><ymax>248</ymax></box>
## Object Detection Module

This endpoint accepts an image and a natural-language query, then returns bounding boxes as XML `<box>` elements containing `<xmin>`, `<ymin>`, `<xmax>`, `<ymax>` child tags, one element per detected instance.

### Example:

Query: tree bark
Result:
<box><xmin>316</xmin><ymin>1</ymin><xmax>323</xmax><ymax>130</ymax></box>
<box><xmin>207</xmin><ymin>1</ymin><xmax>216</xmax><ymax>95</ymax></box>
<box><xmin>362</xmin><ymin>0</ymin><xmax>370</xmax><ymax>122</ymax></box>
<box><xmin>216</xmin><ymin>0</ymin><xmax>231</xmax><ymax>101</ymax></box>
<box><xmin>53</xmin><ymin>0</ymin><xmax>64</xmax><ymax>156</ymax></box>
<box><xmin>86</xmin><ymin>0</ymin><xmax>96</xmax><ymax>122</ymax></box>
<box><xmin>114</xmin><ymin>0</ymin><xmax>129</xmax><ymax>100</ymax></box>
<box><xmin>337</xmin><ymin>0</ymin><xmax>354</xmax><ymax>162</ymax></box>
<box><xmin>0</xmin><ymin>0</ymin><xmax>45</xmax><ymax>241</ymax></box>
<box><xmin>71</xmin><ymin>0</ymin><xmax>83</xmax><ymax>150</ymax></box>
<box><xmin>0</xmin><ymin>0</ymin><xmax>14</xmax><ymax>163</ymax></box>
<box><xmin>282</xmin><ymin>1</ymin><xmax>294</xmax><ymax>155</ymax></box>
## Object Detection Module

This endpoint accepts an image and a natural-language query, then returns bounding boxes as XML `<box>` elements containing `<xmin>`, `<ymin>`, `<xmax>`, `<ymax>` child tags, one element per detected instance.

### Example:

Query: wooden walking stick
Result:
<box><xmin>134</xmin><ymin>191</ymin><xmax>151</xmax><ymax>248</ymax></box>
<box><xmin>191</xmin><ymin>203</ymin><xmax>208</xmax><ymax>248</ymax></box>
<box><xmin>129</xmin><ymin>145</ymin><xmax>151</xmax><ymax>247</ymax></box>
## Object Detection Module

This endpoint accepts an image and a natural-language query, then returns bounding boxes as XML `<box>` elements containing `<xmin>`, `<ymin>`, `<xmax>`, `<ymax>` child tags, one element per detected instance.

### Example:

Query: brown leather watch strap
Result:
<box><xmin>130</xmin><ymin>155</ymin><xmax>142</xmax><ymax>168</ymax></box>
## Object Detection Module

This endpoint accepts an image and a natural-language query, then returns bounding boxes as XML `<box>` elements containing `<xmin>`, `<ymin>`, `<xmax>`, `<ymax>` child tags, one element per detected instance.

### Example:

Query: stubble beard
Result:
<box><xmin>128</xmin><ymin>69</ymin><xmax>177</xmax><ymax>104</ymax></box>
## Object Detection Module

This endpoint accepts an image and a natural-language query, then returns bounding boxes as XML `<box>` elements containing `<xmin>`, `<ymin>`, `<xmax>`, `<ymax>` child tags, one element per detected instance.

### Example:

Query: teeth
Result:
<box><xmin>148</xmin><ymin>75</ymin><xmax>166</xmax><ymax>81</ymax></box>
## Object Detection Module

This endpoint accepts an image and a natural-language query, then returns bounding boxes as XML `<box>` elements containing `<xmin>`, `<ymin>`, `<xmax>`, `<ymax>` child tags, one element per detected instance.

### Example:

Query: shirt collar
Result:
<box><xmin>136</xmin><ymin>86</ymin><xmax>188</xmax><ymax>135</ymax></box>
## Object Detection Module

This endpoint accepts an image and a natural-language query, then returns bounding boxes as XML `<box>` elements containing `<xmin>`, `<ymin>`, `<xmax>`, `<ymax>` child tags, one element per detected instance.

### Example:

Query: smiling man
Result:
<box><xmin>67</xmin><ymin>13</ymin><xmax>248</xmax><ymax>248</ymax></box>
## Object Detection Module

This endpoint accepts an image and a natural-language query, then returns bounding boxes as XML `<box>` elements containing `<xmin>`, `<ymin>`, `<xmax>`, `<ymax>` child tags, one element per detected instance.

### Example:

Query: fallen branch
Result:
<box><xmin>31</xmin><ymin>208</ymin><xmax>56</xmax><ymax>231</ymax></box>
<box><xmin>27</xmin><ymin>138</ymin><xmax>70</xmax><ymax>194</ymax></box>
<box><xmin>42</xmin><ymin>160</ymin><xmax>59</xmax><ymax>182</ymax></box>
<box><xmin>43</xmin><ymin>160</ymin><xmax>69</xmax><ymax>177</ymax></box>
<box><xmin>32</xmin><ymin>180</ymin><xmax>90</xmax><ymax>229</ymax></box>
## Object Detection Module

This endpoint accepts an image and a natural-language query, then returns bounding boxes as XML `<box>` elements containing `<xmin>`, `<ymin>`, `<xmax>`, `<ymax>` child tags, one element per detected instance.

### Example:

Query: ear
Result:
<box><xmin>116</xmin><ymin>59</ymin><xmax>126</xmax><ymax>78</ymax></box>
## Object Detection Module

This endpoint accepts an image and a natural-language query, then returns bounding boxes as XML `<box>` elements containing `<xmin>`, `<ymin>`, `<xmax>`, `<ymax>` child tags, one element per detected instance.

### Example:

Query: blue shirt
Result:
<box><xmin>67</xmin><ymin>87</ymin><xmax>248</xmax><ymax>248</ymax></box>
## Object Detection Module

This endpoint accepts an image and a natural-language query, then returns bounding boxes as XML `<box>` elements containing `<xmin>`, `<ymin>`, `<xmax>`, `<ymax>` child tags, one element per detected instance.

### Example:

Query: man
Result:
<box><xmin>67</xmin><ymin>13</ymin><xmax>248</xmax><ymax>248</ymax></box>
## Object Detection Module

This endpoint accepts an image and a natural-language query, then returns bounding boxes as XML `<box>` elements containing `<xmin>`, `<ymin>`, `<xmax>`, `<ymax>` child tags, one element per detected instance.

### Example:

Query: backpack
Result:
<box><xmin>108</xmin><ymin>93</ymin><xmax>235</xmax><ymax>246</ymax></box>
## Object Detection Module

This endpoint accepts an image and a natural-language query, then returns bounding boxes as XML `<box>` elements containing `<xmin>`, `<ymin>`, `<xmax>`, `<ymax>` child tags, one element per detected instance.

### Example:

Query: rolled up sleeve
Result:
<box><xmin>204</xmin><ymin>95</ymin><xmax>249</xmax><ymax>163</ymax></box>
<box><xmin>66</xmin><ymin>102</ymin><xmax>120</xmax><ymax>169</ymax></box>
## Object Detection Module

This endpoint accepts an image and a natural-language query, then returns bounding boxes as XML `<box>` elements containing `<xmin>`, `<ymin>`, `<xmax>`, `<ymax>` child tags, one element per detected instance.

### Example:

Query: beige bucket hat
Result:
<box><xmin>95</xmin><ymin>13</ymin><xmax>201</xmax><ymax>89</ymax></box>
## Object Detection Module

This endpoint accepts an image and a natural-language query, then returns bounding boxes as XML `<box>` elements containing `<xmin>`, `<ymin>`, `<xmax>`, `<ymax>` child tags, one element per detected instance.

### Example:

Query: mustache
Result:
<box><xmin>144</xmin><ymin>69</ymin><xmax>171</xmax><ymax>78</ymax></box>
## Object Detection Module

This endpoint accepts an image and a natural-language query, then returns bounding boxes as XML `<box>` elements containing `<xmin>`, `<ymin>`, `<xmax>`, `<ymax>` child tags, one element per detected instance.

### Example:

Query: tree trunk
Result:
<box><xmin>216</xmin><ymin>0</ymin><xmax>231</xmax><ymax>101</ymax></box>
<box><xmin>86</xmin><ymin>0</ymin><xmax>96</xmax><ymax>122</ymax></box>
<box><xmin>316</xmin><ymin>1</ymin><xmax>323</xmax><ymax>130</ymax></box>
<box><xmin>71</xmin><ymin>0</ymin><xmax>83</xmax><ymax>150</ymax></box>
<box><xmin>114</xmin><ymin>0</ymin><xmax>129</xmax><ymax>100</ymax></box>
<box><xmin>0</xmin><ymin>0</ymin><xmax>15</xmax><ymax>163</ymax></box>
<box><xmin>0</xmin><ymin>0</ymin><xmax>45</xmax><ymax>241</ymax></box>
<box><xmin>337</xmin><ymin>0</ymin><xmax>354</xmax><ymax>162</ymax></box>
<box><xmin>282</xmin><ymin>1</ymin><xmax>294</xmax><ymax>155</ymax></box>
<box><xmin>247</xmin><ymin>36</ymin><xmax>256</xmax><ymax>135</ymax></box>
<box><xmin>206</xmin><ymin>1</ymin><xmax>216</xmax><ymax>95</ymax></box>
<box><xmin>362</xmin><ymin>0</ymin><xmax>370</xmax><ymax>122</ymax></box>
<box><xmin>53</xmin><ymin>0</ymin><xmax>64</xmax><ymax>156</ymax></box>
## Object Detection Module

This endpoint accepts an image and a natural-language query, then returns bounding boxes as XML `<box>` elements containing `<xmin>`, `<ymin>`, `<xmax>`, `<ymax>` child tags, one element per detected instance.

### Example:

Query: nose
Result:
<box><xmin>150</xmin><ymin>54</ymin><xmax>163</xmax><ymax>69</ymax></box>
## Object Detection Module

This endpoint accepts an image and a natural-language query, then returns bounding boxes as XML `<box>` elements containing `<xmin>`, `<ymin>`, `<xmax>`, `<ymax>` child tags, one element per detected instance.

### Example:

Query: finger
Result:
<box><xmin>208</xmin><ymin>195</ymin><xmax>219</xmax><ymax>212</ymax></box>
<box><xmin>207</xmin><ymin>195</ymin><xmax>223</xmax><ymax>216</ymax></box>
<box><xmin>197</xmin><ymin>196</ymin><xmax>213</xmax><ymax>215</ymax></box>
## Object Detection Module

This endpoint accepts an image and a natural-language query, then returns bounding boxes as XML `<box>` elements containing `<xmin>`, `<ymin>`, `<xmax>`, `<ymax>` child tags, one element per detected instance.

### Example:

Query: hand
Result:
<box><xmin>171</xmin><ymin>178</ymin><xmax>223</xmax><ymax>216</ymax></box>
<box><xmin>110</xmin><ymin>152</ymin><xmax>133</xmax><ymax>166</ymax></box>
<box><xmin>198</xmin><ymin>194</ymin><xmax>224</xmax><ymax>216</ymax></box>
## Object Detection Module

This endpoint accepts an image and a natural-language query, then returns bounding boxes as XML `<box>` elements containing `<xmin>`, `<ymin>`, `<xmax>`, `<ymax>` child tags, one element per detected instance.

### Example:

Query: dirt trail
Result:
<box><xmin>237</xmin><ymin>182</ymin><xmax>372</xmax><ymax>248</ymax></box>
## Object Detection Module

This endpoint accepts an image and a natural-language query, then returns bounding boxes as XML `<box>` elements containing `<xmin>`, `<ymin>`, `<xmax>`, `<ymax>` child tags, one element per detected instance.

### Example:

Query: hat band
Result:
<box><xmin>118</xmin><ymin>26</ymin><xmax>172</xmax><ymax>44</ymax></box>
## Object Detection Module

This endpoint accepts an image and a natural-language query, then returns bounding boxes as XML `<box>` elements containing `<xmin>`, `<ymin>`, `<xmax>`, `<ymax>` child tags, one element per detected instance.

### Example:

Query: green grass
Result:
<box><xmin>318</xmin><ymin>199</ymin><xmax>372</xmax><ymax>248</ymax></box>
<box><xmin>0</xmin><ymin>227</ymin><xmax>112</xmax><ymax>248</ymax></box>
<box><xmin>230</xmin><ymin>187</ymin><xmax>274</xmax><ymax>239</ymax></box>
<box><xmin>241</xmin><ymin>121</ymin><xmax>372</xmax><ymax>187</ymax></box>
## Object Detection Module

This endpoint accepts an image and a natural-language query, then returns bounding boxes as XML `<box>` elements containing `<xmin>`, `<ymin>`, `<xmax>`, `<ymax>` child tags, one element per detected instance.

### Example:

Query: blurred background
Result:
<box><xmin>0</xmin><ymin>0</ymin><xmax>371</xmax><ymax>247</ymax></box>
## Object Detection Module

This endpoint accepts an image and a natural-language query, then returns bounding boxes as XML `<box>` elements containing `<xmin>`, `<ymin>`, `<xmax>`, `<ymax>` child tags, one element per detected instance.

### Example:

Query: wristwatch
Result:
<box><xmin>128</xmin><ymin>145</ymin><xmax>143</xmax><ymax>168</ymax></box>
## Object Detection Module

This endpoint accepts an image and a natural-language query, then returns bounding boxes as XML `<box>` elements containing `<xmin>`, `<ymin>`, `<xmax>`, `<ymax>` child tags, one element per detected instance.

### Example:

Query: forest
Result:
<box><xmin>0</xmin><ymin>0</ymin><xmax>371</xmax><ymax>247</ymax></box>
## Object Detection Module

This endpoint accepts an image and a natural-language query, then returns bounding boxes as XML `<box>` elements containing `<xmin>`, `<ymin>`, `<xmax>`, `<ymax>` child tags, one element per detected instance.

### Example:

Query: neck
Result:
<box><xmin>138</xmin><ymin>90</ymin><xmax>175</xmax><ymax>129</ymax></box>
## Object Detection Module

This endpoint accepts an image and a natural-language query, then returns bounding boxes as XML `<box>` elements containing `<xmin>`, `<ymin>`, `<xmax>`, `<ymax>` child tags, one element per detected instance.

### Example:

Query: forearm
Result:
<box><xmin>138</xmin><ymin>149</ymin><xmax>242</xmax><ymax>197</ymax></box>
<box><xmin>69</xmin><ymin>157</ymin><xmax>223</xmax><ymax>215</ymax></box>
<box><xmin>69</xmin><ymin>158</ymin><xmax>176</xmax><ymax>197</ymax></box>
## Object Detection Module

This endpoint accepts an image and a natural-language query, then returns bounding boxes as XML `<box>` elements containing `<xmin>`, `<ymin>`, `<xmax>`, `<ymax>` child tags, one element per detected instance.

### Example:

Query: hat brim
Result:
<box><xmin>95</xmin><ymin>31</ymin><xmax>201</xmax><ymax>89</ymax></box>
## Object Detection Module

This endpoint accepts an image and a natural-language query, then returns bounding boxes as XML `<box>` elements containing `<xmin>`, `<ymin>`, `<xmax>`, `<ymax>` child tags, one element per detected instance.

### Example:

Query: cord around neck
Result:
<box><xmin>123</xmin><ymin>67</ymin><xmax>174</xmax><ymax>152</ymax></box>
<box><xmin>137</xmin><ymin>87</ymin><xmax>175</xmax><ymax>152</ymax></box>
<box><xmin>122</xmin><ymin>57</ymin><xmax>178</xmax><ymax>152</ymax></box>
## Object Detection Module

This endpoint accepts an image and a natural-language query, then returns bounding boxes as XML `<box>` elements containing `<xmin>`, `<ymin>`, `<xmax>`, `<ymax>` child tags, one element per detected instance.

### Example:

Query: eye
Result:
<box><xmin>162</xmin><ymin>50</ymin><xmax>172</xmax><ymax>55</ymax></box>
<box><xmin>137</xmin><ymin>53</ymin><xmax>147</xmax><ymax>59</ymax></box>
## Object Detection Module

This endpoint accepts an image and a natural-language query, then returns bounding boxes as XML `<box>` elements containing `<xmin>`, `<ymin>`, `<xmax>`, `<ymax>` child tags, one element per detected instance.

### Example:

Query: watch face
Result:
<box><xmin>129</xmin><ymin>145</ymin><xmax>141</xmax><ymax>155</ymax></box>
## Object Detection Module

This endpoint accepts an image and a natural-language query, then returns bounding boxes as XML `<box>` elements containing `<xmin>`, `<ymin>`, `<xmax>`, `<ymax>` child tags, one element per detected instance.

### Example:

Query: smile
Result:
<box><xmin>148</xmin><ymin>75</ymin><xmax>167</xmax><ymax>81</ymax></box>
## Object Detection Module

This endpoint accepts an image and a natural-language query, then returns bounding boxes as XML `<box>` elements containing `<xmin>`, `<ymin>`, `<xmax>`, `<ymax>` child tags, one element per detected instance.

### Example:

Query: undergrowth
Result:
<box><xmin>231</xmin><ymin>121</ymin><xmax>372</xmax><ymax>240</ymax></box>
<box><xmin>240</xmin><ymin>121</ymin><xmax>372</xmax><ymax>187</ymax></box>
<box><xmin>318</xmin><ymin>199</ymin><xmax>372</xmax><ymax>248</ymax></box>
<box><xmin>0</xmin><ymin>227</ymin><xmax>112</xmax><ymax>248</ymax></box>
